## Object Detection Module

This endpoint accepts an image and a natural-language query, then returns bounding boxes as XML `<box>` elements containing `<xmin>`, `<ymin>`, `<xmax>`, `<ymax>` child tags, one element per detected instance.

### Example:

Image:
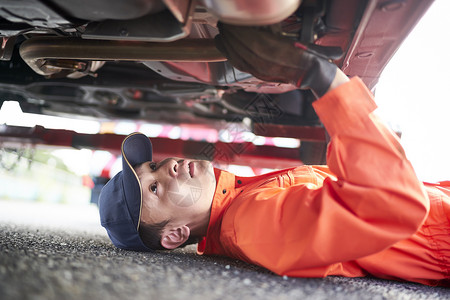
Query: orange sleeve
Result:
<box><xmin>219</xmin><ymin>77</ymin><xmax>430</xmax><ymax>276</ymax></box>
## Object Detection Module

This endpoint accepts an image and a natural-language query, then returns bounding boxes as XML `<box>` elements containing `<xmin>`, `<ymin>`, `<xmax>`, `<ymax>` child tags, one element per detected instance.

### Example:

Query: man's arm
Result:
<box><xmin>219</xmin><ymin>77</ymin><xmax>429</xmax><ymax>275</ymax></box>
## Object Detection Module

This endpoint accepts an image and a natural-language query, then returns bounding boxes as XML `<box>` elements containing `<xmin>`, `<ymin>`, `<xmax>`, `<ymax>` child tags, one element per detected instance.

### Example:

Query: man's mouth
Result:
<box><xmin>178</xmin><ymin>159</ymin><xmax>194</xmax><ymax>178</ymax></box>
<box><xmin>188</xmin><ymin>161</ymin><xmax>194</xmax><ymax>178</ymax></box>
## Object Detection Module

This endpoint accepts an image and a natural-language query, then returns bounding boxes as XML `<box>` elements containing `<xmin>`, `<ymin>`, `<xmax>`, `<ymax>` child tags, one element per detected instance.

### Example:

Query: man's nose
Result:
<box><xmin>168</xmin><ymin>159</ymin><xmax>179</xmax><ymax>178</ymax></box>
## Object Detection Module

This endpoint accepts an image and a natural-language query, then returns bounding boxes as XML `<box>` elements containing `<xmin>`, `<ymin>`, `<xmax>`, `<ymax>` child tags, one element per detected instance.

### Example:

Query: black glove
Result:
<box><xmin>215</xmin><ymin>23</ymin><xmax>342</xmax><ymax>98</ymax></box>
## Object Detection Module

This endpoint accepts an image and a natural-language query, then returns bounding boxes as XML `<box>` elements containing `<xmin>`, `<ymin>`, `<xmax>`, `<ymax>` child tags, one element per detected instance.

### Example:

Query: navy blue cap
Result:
<box><xmin>98</xmin><ymin>132</ymin><xmax>153</xmax><ymax>251</ymax></box>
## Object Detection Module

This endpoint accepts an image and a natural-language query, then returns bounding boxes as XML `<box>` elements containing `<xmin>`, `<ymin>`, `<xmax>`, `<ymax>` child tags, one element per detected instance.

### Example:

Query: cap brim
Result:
<box><xmin>121</xmin><ymin>133</ymin><xmax>153</xmax><ymax>230</ymax></box>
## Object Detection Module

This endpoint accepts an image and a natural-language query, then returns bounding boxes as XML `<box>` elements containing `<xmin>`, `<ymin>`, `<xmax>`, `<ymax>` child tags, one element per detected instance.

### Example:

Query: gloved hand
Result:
<box><xmin>215</xmin><ymin>23</ymin><xmax>343</xmax><ymax>98</ymax></box>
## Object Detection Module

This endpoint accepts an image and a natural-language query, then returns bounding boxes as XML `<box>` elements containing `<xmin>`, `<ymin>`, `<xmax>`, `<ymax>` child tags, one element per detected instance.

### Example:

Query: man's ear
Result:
<box><xmin>160</xmin><ymin>225</ymin><xmax>190</xmax><ymax>250</ymax></box>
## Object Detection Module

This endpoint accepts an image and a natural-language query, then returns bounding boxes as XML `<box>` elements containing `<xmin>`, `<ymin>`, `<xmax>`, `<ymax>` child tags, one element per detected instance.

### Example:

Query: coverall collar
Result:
<box><xmin>197</xmin><ymin>168</ymin><xmax>236</xmax><ymax>255</ymax></box>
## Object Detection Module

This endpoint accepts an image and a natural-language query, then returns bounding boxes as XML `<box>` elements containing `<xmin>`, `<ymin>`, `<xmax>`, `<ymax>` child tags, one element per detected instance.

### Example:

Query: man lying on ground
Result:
<box><xmin>98</xmin><ymin>24</ymin><xmax>450</xmax><ymax>287</ymax></box>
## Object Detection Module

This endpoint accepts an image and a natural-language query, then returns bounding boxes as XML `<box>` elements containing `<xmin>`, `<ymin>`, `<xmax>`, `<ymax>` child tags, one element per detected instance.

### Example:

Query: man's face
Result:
<box><xmin>135</xmin><ymin>157</ymin><xmax>216</xmax><ymax>228</ymax></box>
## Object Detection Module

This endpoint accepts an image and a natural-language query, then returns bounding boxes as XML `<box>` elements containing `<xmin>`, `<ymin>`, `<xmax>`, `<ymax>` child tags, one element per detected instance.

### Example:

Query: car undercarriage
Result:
<box><xmin>0</xmin><ymin>0</ymin><xmax>433</xmax><ymax>166</ymax></box>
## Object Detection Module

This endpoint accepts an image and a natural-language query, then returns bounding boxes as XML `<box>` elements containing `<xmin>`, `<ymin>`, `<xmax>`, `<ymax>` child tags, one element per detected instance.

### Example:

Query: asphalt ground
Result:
<box><xmin>0</xmin><ymin>200</ymin><xmax>449</xmax><ymax>300</ymax></box>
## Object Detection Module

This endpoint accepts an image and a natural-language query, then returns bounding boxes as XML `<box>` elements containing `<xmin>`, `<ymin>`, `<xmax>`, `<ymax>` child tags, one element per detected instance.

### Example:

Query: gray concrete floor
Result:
<box><xmin>0</xmin><ymin>200</ymin><xmax>449</xmax><ymax>300</ymax></box>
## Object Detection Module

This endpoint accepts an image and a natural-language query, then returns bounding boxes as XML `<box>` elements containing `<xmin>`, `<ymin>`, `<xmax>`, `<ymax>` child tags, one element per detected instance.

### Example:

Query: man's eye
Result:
<box><xmin>150</xmin><ymin>182</ymin><xmax>157</xmax><ymax>194</ymax></box>
<box><xmin>149</xmin><ymin>162</ymin><xmax>157</xmax><ymax>171</ymax></box>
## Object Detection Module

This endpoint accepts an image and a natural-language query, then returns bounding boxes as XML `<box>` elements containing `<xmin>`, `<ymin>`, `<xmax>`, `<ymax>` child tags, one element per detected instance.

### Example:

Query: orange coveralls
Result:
<box><xmin>197</xmin><ymin>77</ymin><xmax>450</xmax><ymax>286</ymax></box>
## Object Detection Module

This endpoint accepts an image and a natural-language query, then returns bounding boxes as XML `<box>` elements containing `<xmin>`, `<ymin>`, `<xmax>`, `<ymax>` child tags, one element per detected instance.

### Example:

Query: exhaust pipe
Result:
<box><xmin>19</xmin><ymin>36</ymin><xmax>226</xmax><ymax>77</ymax></box>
